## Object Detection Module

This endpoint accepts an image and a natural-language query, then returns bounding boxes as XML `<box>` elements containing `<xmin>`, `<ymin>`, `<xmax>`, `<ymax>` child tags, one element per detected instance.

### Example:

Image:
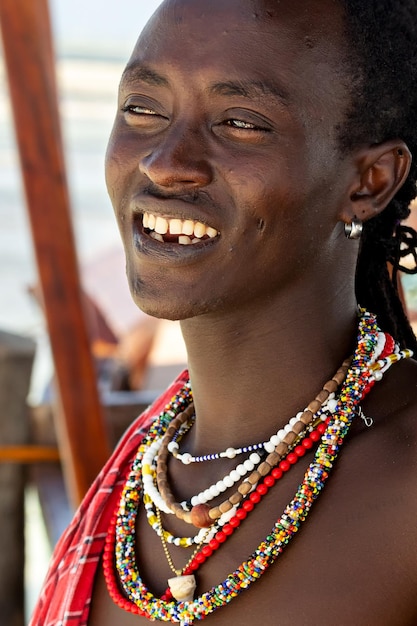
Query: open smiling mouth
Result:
<box><xmin>143</xmin><ymin>212</ymin><xmax>220</xmax><ymax>245</ymax></box>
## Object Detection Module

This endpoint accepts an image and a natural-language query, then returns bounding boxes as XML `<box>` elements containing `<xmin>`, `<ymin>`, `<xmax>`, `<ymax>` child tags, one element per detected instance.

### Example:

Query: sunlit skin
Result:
<box><xmin>89</xmin><ymin>0</ymin><xmax>417</xmax><ymax>623</ymax></box>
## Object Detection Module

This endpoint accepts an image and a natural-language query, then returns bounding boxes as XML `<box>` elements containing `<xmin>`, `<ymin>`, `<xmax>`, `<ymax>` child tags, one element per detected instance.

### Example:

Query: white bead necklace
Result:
<box><xmin>167</xmin><ymin>397</ymin><xmax>336</xmax><ymax>465</ymax></box>
<box><xmin>141</xmin><ymin>433</ymin><xmax>265</xmax><ymax>513</ymax></box>
<box><xmin>142</xmin><ymin>398</ymin><xmax>333</xmax><ymax>517</ymax></box>
<box><xmin>168</xmin><ymin>330</ymin><xmax>389</xmax><ymax>468</ymax></box>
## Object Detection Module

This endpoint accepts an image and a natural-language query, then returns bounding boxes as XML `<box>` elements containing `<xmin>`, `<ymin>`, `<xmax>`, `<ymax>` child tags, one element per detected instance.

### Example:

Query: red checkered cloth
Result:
<box><xmin>29</xmin><ymin>371</ymin><xmax>188</xmax><ymax>626</ymax></box>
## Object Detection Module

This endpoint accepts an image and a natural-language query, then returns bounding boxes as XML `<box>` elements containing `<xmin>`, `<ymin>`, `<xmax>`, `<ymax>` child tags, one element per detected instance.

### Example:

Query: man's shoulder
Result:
<box><xmin>376</xmin><ymin>357</ymin><xmax>417</xmax><ymax>433</ymax></box>
<box><xmin>355</xmin><ymin>356</ymin><xmax>417</xmax><ymax>504</ymax></box>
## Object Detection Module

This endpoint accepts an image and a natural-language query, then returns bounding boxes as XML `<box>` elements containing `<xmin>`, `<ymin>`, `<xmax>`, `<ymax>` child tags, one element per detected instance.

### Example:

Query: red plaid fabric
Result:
<box><xmin>29</xmin><ymin>371</ymin><xmax>188</xmax><ymax>626</ymax></box>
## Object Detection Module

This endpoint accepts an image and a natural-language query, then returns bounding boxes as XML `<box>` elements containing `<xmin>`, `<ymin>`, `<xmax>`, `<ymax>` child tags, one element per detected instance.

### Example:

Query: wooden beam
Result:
<box><xmin>0</xmin><ymin>0</ymin><xmax>111</xmax><ymax>506</ymax></box>
<box><xmin>0</xmin><ymin>446</ymin><xmax>60</xmax><ymax>463</ymax></box>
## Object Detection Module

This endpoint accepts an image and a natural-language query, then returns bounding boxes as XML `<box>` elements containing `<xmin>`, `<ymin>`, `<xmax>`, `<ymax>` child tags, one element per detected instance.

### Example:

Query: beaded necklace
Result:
<box><xmin>168</xmin><ymin>398</ymin><xmax>331</xmax><ymax>464</ymax></box>
<box><xmin>156</xmin><ymin>360</ymin><xmax>351</xmax><ymax>529</ymax></box>
<box><xmin>144</xmin><ymin>407</ymin><xmax>330</xmax><ymax>543</ymax></box>
<box><xmin>142</xmin><ymin>415</ymin><xmax>331</xmax><ymax>606</ymax></box>
<box><xmin>105</xmin><ymin>310</ymin><xmax>412</xmax><ymax>624</ymax></box>
<box><xmin>143</xmin><ymin>414</ymin><xmax>327</xmax><ymax>548</ymax></box>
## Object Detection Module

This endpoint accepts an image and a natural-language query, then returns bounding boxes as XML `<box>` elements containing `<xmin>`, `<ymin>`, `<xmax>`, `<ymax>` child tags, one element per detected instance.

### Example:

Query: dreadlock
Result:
<box><xmin>340</xmin><ymin>0</ymin><xmax>417</xmax><ymax>351</ymax></box>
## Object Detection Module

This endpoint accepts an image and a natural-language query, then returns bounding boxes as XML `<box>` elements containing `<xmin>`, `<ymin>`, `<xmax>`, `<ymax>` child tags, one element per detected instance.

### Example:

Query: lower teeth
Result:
<box><xmin>150</xmin><ymin>232</ymin><xmax>164</xmax><ymax>242</ymax></box>
<box><xmin>148</xmin><ymin>230</ymin><xmax>206</xmax><ymax>245</ymax></box>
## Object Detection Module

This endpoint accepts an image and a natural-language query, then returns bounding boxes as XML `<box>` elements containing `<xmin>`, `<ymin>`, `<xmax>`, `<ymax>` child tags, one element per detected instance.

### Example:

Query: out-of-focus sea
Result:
<box><xmin>0</xmin><ymin>54</ymin><xmax>129</xmax><ymax>399</ymax></box>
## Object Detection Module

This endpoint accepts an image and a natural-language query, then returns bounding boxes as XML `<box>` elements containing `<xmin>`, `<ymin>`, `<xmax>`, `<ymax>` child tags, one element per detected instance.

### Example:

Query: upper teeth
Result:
<box><xmin>143</xmin><ymin>212</ymin><xmax>218</xmax><ymax>240</ymax></box>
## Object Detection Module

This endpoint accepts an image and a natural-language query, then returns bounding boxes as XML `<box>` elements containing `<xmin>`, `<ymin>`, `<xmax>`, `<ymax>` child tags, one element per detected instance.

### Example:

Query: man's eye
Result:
<box><xmin>225</xmin><ymin>119</ymin><xmax>259</xmax><ymax>130</ymax></box>
<box><xmin>121</xmin><ymin>105</ymin><xmax>158</xmax><ymax>116</ymax></box>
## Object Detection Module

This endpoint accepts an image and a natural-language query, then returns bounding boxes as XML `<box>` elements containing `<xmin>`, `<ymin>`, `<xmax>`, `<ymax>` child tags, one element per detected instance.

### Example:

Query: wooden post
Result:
<box><xmin>0</xmin><ymin>331</ymin><xmax>35</xmax><ymax>626</ymax></box>
<box><xmin>0</xmin><ymin>0</ymin><xmax>111</xmax><ymax>506</ymax></box>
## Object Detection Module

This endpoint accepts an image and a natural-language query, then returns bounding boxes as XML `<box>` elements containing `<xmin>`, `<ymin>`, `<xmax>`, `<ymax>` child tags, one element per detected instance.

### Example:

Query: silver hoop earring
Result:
<box><xmin>344</xmin><ymin>220</ymin><xmax>363</xmax><ymax>240</ymax></box>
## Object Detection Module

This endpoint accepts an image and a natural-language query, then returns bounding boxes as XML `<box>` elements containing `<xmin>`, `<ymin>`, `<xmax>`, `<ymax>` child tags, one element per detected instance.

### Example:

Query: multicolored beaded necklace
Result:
<box><xmin>143</xmin><ymin>412</ymin><xmax>328</xmax><ymax>549</ymax></box>
<box><xmin>104</xmin><ymin>309</ymin><xmax>412</xmax><ymax>624</ymax></box>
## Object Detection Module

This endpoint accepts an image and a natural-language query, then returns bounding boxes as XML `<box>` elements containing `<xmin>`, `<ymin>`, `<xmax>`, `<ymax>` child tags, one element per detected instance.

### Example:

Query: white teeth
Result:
<box><xmin>143</xmin><ymin>212</ymin><xmax>219</xmax><ymax>242</ymax></box>
<box><xmin>194</xmin><ymin>222</ymin><xmax>206</xmax><ymax>238</ymax></box>
<box><xmin>169</xmin><ymin>219</ymin><xmax>183</xmax><ymax>235</ymax></box>
<box><xmin>182</xmin><ymin>220</ymin><xmax>195</xmax><ymax>236</ymax></box>
<box><xmin>150</xmin><ymin>231</ymin><xmax>164</xmax><ymax>242</ymax></box>
<box><xmin>155</xmin><ymin>216</ymin><xmax>169</xmax><ymax>235</ymax></box>
<box><xmin>178</xmin><ymin>235</ymin><xmax>192</xmax><ymax>245</ymax></box>
<box><xmin>148</xmin><ymin>213</ymin><xmax>156</xmax><ymax>229</ymax></box>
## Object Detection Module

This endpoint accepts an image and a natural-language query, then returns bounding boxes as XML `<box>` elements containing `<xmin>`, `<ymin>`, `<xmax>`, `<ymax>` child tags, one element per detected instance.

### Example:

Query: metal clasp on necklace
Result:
<box><xmin>358</xmin><ymin>407</ymin><xmax>373</xmax><ymax>427</ymax></box>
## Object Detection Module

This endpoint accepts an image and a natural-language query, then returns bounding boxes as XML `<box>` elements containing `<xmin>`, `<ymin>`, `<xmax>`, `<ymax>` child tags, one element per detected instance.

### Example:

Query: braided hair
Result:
<box><xmin>340</xmin><ymin>0</ymin><xmax>417</xmax><ymax>350</ymax></box>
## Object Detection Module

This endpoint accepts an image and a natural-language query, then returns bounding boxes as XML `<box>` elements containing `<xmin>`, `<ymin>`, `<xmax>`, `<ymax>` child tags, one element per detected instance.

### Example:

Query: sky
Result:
<box><xmin>50</xmin><ymin>0</ymin><xmax>163</xmax><ymax>58</ymax></box>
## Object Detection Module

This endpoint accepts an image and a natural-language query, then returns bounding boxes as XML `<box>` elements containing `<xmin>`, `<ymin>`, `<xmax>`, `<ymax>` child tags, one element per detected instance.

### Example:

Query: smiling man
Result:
<box><xmin>31</xmin><ymin>1</ymin><xmax>417</xmax><ymax>625</ymax></box>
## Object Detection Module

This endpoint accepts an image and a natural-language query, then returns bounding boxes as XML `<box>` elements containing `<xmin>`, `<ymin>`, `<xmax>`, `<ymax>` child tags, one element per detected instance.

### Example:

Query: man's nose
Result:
<box><xmin>138</xmin><ymin>125</ymin><xmax>213</xmax><ymax>189</ymax></box>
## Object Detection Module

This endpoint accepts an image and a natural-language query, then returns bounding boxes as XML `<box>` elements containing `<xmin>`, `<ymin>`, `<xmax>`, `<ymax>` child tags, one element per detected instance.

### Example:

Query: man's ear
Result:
<box><xmin>340</xmin><ymin>139</ymin><xmax>412</xmax><ymax>224</ymax></box>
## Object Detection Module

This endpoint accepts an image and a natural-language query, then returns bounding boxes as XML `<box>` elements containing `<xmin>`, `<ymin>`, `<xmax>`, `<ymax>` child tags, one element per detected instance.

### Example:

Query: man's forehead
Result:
<box><xmin>127</xmin><ymin>0</ymin><xmax>350</xmax><ymax>119</ymax></box>
<box><xmin>138</xmin><ymin>0</ymin><xmax>347</xmax><ymax>58</ymax></box>
<box><xmin>153</xmin><ymin>0</ymin><xmax>344</xmax><ymax>30</ymax></box>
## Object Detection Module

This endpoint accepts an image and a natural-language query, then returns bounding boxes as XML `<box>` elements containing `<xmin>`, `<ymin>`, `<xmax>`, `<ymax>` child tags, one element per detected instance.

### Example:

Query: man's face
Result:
<box><xmin>106</xmin><ymin>0</ymin><xmax>355</xmax><ymax>321</ymax></box>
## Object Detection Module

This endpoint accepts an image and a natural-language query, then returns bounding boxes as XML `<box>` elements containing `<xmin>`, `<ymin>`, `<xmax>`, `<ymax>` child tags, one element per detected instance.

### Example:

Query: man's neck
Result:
<box><xmin>179</xmin><ymin>294</ymin><xmax>358</xmax><ymax>454</ymax></box>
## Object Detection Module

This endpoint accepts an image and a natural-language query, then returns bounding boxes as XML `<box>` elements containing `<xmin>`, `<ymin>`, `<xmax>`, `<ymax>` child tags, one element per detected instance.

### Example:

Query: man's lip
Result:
<box><xmin>128</xmin><ymin>196</ymin><xmax>222</xmax><ymax>260</ymax></box>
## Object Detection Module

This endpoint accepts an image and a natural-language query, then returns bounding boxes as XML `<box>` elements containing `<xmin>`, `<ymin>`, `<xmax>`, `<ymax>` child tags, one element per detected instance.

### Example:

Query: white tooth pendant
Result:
<box><xmin>168</xmin><ymin>575</ymin><xmax>196</xmax><ymax>602</ymax></box>
<box><xmin>155</xmin><ymin>216</ymin><xmax>169</xmax><ymax>235</ymax></box>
